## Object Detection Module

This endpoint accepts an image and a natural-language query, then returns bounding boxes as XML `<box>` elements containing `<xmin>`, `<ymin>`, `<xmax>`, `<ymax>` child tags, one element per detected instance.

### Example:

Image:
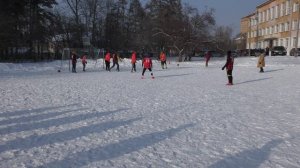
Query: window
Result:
<box><xmin>293</xmin><ymin>3</ymin><xmax>298</xmax><ymax>12</ymax></box>
<box><xmin>293</xmin><ymin>20</ymin><xmax>297</xmax><ymax>30</ymax></box>
<box><xmin>280</xmin><ymin>3</ymin><xmax>284</xmax><ymax>16</ymax></box>
<box><xmin>275</xmin><ymin>5</ymin><xmax>279</xmax><ymax>18</ymax></box>
<box><xmin>279</xmin><ymin>24</ymin><xmax>282</xmax><ymax>32</ymax></box>
<box><xmin>286</xmin><ymin>0</ymin><xmax>290</xmax><ymax>15</ymax></box>
<box><xmin>280</xmin><ymin>39</ymin><xmax>284</xmax><ymax>46</ymax></box>
<box><xmin>286</xmin><ymin>38</ymin><xmax>289</xmax><ymax>47</ymax></box>
<box><xmin>266</xmin><ymin>9</ymin><xmax>269</xmax><ymax>21</ymax></box>
<box><xmin>270</xmin><ymin>27</ymin><xmax>273</xmax><ymax>34</ymax></box>
<box><xmin>271</xmin><ymin>7</ymin><xmax>274</xmax><ymax>20</ymax></box>
<box><xmin>293</xmin><ymin>37</ymin><xmax>297</xmax><ymax>47</ymax></box>
<box><xmin>286</xmin><ymin>22</ymin><xmax>290</xmax><ymax>31</ymax></box>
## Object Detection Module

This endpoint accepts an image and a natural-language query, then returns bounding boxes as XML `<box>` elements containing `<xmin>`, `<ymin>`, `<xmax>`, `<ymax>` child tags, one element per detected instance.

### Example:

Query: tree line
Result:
<box><xmin>0</xmin><ymin>0</ymin><xmax>235</xmax><ymax>62</ymax></box>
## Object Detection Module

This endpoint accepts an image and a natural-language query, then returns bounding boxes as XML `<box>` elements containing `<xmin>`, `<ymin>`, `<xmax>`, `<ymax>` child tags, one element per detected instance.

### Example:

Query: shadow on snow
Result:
<box><xmin>0</xmin><ymin>104</ymin><xmax>79</xmax><ymax>118</ymax></box>
<box><xmin>41</xmin><ymin>123</ymin><xmax>195</xmax><ymax>168</ymax></box>
<box><xmin>155</xmin><ymin>73</ymin><xmax>193</xmax><ymax>79</ymax></box>
<box><xmin>0</xmin><ymin>108</ymin><xmax>129</xmax><ymax>135</ymax></box>
<box><xmin>263</xmin><ymin>69</ymin><xmax>284</xmax><ymax>73</ymax></box>
<box><xmin>209</xmin><ymin>139</ymin><xmax>283</xmax><ymax>168</ymax></box>
<box><xmin>0</xmin><ymin>118</ymin><xmax>141</xmax><ymax>153</ymax></box>
<box><xmin>234</xmin><ymin>77</ymin><xmax>273</xmax><ymax>85</ymax></box>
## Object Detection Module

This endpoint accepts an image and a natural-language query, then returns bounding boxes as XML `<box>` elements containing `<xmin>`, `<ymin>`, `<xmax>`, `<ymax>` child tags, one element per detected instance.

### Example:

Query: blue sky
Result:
<box><xmin>140</xmin><ymin>0</ymin><xmax>267</xmax><ymax>35</ymax></box>
<box><xmin>184</xmin><ymin>0</ymin><xmax>267</xmax><ymax>35</ymax></box>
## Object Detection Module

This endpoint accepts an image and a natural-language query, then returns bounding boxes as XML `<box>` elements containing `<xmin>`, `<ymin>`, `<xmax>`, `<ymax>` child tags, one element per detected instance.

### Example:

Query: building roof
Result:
<box><xmin>241</xmin><ymin>0</ymin><xmax>276</xmax><ymax>20</ymax></box>
<box><xmin>241</xmin><ymin>12</ymin><xmax>256</xmax><ymax>19</ymax></box>
<box><xmin>256</xmin><ymin>0</ymin><xmax>275</xmax><ymax>8</ymax></box>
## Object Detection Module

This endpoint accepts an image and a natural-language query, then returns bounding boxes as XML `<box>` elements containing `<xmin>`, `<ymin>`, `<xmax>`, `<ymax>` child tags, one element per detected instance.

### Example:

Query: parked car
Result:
<box><xmin>271</xmin><ymin>46</ymin><xmax>287</xmax><ymax>56</ymax></box>
<box><xmin>242</xmin><ymin>49</ymin><xmax>264</xmax><ymax>56</ymax></box>
<box><xmin>289</xmin><ymin>48</ymin><xmax>300</xmax><ymax>56</ymax></box>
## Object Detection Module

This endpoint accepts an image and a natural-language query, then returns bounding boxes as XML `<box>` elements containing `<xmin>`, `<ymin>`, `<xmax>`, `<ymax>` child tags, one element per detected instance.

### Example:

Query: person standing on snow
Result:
<box><xmin>222</xmin><ymin>51</ymin><xmax>234</xmax><ymax>85</ymax></box>
<box><xmin>257</xmin><ymin>51</ymin><xmax>266</xmax><ymax>73</ymax></box>
<box><xmin>131</xmin><ymin>51</ymin><xmax>137</xmax><ymax>72</ymax></box>
<box><xmin>71</xmin><ymin>52</ymin><xmax>77</xmax><ymax>73</ymax></box>
<box><xmin>205</xmin><ymin>51</ymin><xmax>212</xmax><ymax>67</ymax></box>
<box><xmin>265</xmin><ymin>46</ymin><xmax>270</xmax><ymax>56</ymax></box>
<box><xmin>142</xmin><ymin>55</ymin><xmax>154</xmax><ymax>79</ymax></box>
<box><xmin>81</xmin><ymin>53</ymin><xmax>87</xmax><ymax>71</ymax></box>
<box><xmin>105</xmin><ymin>51</ymin><xmax>111</xmax><ymax>71</ymax></box>
<box><xmin>110</xmin><ymin>52</ymin><xmax>121</xmax><ymax>71</ymax></box>
<box><xmin>160</xmin><ymin>51</ymin><xmax>167</xmax><ymax>69</ymax></box>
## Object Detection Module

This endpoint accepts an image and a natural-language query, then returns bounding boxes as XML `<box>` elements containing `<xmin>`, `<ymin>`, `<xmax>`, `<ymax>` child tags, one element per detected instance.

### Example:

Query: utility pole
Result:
<box><xmin>256</xmin><ymin>10</ymin><xmax>259</xmax><ymax>49</ymax></box>
<box><xmin>289</xmin><ymin>0</ymin><xmax>293</xmax><ymax>53</ymax></box>
<box><xmin>296</xmin><ymin>0</ymin><xmax>300</xmax><ymax>57</ymax></box>
<box><xmin>249</xmin><ymin>17</ymin><xmax>251</xmax><ymax>56</ymax></box>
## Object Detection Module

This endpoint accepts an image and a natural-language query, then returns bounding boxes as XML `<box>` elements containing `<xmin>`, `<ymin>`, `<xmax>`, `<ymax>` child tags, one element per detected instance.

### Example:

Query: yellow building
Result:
<box><xmin>241</xmin><ymin>0</ymin><xmax>300</xmax><ymax>54</ymax></box>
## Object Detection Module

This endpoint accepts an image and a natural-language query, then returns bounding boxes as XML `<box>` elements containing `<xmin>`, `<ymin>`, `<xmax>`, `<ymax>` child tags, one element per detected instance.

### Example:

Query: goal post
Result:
<box><xmin>62</xmin><ymin>48</ymin><xmax>71</xmax><ymax>71</ymax></box>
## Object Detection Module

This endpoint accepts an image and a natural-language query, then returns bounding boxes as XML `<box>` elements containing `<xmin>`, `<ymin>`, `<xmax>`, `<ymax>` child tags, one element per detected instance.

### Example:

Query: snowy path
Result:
<box><xmin>0</xmin><ymin>57</ymin><xmax>300</xmax><ymax>168</ymax></box>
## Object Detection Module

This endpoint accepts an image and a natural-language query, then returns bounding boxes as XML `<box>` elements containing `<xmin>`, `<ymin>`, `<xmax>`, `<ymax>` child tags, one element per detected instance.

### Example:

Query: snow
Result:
<box><xmin>0</xmin><ymin>56</ymin><xmax>300</xmax><ymax>168</ymax></box>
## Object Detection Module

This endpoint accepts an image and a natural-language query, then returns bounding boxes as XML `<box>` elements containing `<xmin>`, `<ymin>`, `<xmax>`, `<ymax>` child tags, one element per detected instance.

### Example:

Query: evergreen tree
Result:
<box><xmin>127</xmin><ymin>0</ymin><xmax>145</xmax><ymax>51</ymax></box>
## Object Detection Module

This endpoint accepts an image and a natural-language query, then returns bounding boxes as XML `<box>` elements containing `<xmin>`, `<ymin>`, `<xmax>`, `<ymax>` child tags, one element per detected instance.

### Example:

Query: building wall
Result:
<box><xmin>241</xmin><ymin>0</ymin><xmax>300</xmax><ymax>54</ymax></box>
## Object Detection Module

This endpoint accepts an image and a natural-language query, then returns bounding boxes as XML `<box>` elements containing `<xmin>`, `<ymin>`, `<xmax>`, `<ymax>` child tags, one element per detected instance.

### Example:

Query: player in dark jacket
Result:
<box><xmin>71</xmin><ymin>52</ymin><xmax>77</xmax><ymax>73</ymax></box>
<box><xmin>222</xmin><ymin>51</ymin><xmax>234</xmax><ymax>85</ymax></box>
<box><xmin>110</xmin><ymin>53</ymin><xmax>121</xmax><ymax>71</ymax></box>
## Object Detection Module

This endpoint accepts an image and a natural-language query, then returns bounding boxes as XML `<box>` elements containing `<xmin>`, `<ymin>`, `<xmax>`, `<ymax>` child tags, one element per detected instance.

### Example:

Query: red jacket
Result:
<box><xmin>225</xmin><ymin>57</ymin><xmax>234</xmax><ymax>70</ymax></box>
<box><xmin>205</xmin><ymin>52</ymin><xmax>211</xmax><ymax>61</ymax></box>
<box><xmin>105</xmin><ymin>53</ymin><xmax>111</xmax><ymax>62</ymax></box>
<box><xmin>81</xmin><ymin>55</ymin><xmax>87</xmax><ymax>64</ymax></box>
<box><xmin>131</xmin><ymin>52</ymin><xmax>136</xmax><ymax>63</ymax></box>
<box><xmin>160</xmin><ymin>53</ymin><xmax>166</xmax><ymax>61</ymax></box>
<box><xmin>143</xmin><ymin>57</ymin><xmax>152</xmax><ymax>68</ymax></box>
<box><xmin>71</xmin><ymin>54</ymin><xmax>77</xmax><ymax>64</ymax></box>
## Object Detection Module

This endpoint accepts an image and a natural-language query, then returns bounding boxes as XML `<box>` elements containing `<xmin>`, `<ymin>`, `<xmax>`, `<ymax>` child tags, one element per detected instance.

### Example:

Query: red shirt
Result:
<box><xmin>143</xmin><ymin>57</ymin><xmax>152</xmax><ymax>68</ymax></box>
<box><xmin>160</xmin><ymin>53</ymin><xmax>166</xmax><ymax>61</ymax></box>
<box><xmin>105</xmin><ymin>53</ymin><xmax>111</xmax><ymax>62</ymax></box>
<box><xmin>131</xmin><ymin>52</ymin><xmax>136</xmax><ymax>63</ymax></box>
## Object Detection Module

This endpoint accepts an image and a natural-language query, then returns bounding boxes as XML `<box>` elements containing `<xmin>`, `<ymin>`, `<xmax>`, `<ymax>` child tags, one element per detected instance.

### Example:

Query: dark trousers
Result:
<box><xmin>142</xmin><ymin>68</ymin><xmax>153</xmax><ymax>76</ymax></box>
<box><xmin>82</xmin><ymin>63</ymin><xmax>86</xmax><ymax>71</ymax></box>
<box><xmin>72</xmin><ymin>63</ymin><xmax>76</xmax><ymax>72</ymax></box>
<box><xmin>131</xmin><ymin>63</ymin><xmax>136</xmax><ymax>72</ymax></box>
<box><xmin>260</xmin><ymin>67</ymin><xmax>264</xmax><ymax>72</ymax></box>
<box><xmin>105</xmin><ymin>61</ymin><xmax>110</xmax><ymax>71</ymax></box>
<box><xmin>205</xmin><ymin>59</ymin><xmax>210</xmax><ymax>67</ymax></box>
<box><xmin>110</xmin><ymin>62</ymin><xmax>119</xmax><ymax>71</ymax></box>
<box><xmin>161</xmin><ymin>61</ymin><xmax>167</xmax><ymax>69</ymax></box>
<box><xmin>227</xmin><ymin>70</ymin><xmax>233</xmax><ymax>84</ymax></box>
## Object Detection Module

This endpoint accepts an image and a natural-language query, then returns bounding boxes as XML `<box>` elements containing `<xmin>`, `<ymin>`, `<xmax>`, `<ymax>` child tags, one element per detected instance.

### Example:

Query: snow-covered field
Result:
<box><xmin>0</xmin><ymin>56</ymin><xmax>300</xmax><ymax>168</ymax></box>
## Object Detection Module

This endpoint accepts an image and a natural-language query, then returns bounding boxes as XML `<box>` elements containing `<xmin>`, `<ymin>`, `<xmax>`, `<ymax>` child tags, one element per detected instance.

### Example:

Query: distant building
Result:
<box><xmin>241</xmin><ymin>0</ymin><xmax>300</xmax><ymax>53</ymax></box>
